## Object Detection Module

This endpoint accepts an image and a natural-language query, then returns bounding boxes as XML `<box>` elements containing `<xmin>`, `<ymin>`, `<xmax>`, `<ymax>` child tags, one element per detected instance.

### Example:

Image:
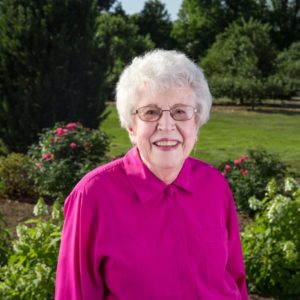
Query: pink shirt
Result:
<box><xmin>55</xmin><ymin>147</ymin><xmax>248</xmax><ymax>299</ymax></box>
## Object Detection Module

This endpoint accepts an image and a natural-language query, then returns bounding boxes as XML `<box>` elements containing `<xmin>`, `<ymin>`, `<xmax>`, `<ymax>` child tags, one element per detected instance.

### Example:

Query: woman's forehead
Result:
<box><xmin>135</xmin><ymin>84</ymin><xmax>195</xmax><ymax>102</ymax></box>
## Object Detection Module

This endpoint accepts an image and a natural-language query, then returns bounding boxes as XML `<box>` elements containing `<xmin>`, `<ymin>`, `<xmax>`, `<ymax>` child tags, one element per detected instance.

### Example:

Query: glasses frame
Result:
<box><xmin>133</xmin><ymin>104</ymin><xmax>198</xmax><ymax>122</ymax></box>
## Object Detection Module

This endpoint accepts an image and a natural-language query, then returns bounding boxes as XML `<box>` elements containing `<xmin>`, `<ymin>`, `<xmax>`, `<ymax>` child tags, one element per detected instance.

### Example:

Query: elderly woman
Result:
<box><xmin>55</xmin><ymin>50</ymin><xmax>248</xmax><ymax>299</ymax></box>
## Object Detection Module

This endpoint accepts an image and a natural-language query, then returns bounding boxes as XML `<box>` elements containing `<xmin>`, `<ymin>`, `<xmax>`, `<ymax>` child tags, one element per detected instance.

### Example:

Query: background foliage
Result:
<box><xmin>134</xmin><ymin>0</ymin><xmax>175</xmax><ymax>49</ymax></box>
<box><xmin>271</xmin><ymin>41</ymin><xmax>300</xmax><ymax>94</ymax></box>
<box><xmin>201</xmin><ymin>18</ymin><xmax>292</xmax><ymax>104</ymax></box>
<box><xmin>0</xmin><ymin>153</ymin><xmax>36</xmax><ymax>200</ymax></box>
<box><xmin>0</xmin><ymin>199</ymin><xmax>63</xmax><ymax>300</ymax></box>
<box><xmin>0</xmin><ymin>0</ymin><xmax>106</xmax><ymax>153</ymax></box>
<box><xmin>242</xmin><ymin>178</ymin><xmax>300</xmax><ymax>299</ymax></box>
<box><xmin>95</xmin><ymin>13</ymin><xmax>154</xmax><ymax>101</ymax></box>
<box><xmin>0</xmin><ymin>212</ymin><xmax>10</xmax><ymax>267</ymax></box>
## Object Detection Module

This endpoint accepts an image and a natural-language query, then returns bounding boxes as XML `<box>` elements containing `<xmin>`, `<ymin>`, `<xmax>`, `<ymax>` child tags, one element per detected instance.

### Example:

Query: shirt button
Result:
<box><xmin>165</xmin><ymin>186</ymin><xmax>175</xmax><ymax>197</ymax></box>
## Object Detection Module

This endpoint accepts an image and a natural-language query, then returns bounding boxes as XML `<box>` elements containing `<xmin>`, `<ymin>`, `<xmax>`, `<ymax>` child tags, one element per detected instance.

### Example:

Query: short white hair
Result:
<box><xmin>116</xmin><ymin>49</ymin><xmax>212</xmax><ymax>128</ymax></box>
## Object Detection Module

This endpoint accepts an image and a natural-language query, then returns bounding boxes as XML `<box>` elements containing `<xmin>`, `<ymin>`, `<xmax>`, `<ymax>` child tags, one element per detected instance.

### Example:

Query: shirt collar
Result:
<box><xmin>123</xmin><ymin>147</ymin><xmax>192</xmax><ymax>203</ymax></box>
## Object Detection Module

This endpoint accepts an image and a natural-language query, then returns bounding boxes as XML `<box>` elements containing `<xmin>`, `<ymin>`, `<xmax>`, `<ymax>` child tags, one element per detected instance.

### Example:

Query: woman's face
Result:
<box><xmin>127</xmin><ymin>85</ymin><xmax>200</xmax><ymax>182</ymax></box>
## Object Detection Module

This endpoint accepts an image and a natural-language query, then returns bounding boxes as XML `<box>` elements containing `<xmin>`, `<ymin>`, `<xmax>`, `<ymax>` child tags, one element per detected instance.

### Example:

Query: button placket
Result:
<box><xmin>165</xmin><ymin>186</ymin><xmax>200</xmax><ymax>300</ymax></box>
<box><xmin>165</xmin><ymin>185</ymin><xmax>187</xmax><ymax>299</ymax></box>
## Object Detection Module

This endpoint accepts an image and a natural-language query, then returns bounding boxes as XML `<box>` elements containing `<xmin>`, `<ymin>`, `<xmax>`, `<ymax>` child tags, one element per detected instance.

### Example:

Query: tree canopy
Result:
<box><xmin>201</xmin><ymin>18</ymin><xmax>281</xmax><ymax>104</ymax></box>
<box><xmin>134</xmin><ymin>0</ymin><xmax>175</xmax><ymax>49</ymax></box>
<box><xmin>172</xmin><ymin>0</ymin><xmax>299</xmax><ymax>60</ymax></box>
<box><xmin>95</xmin><ymin>12</ymin><xmax>154</xmax><ymax>101</ymax></box>
<box><xmin>0</xmin><ymin>0</ymin><xmax>106</xmax><ymax>152</ymax></box>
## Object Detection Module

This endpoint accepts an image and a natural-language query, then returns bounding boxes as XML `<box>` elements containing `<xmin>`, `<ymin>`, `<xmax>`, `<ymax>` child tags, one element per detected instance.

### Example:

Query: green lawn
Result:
<box><xmin>101</xmin><ymin>104</ymin><xmax>300</xmax><ymax>174</ymax></box>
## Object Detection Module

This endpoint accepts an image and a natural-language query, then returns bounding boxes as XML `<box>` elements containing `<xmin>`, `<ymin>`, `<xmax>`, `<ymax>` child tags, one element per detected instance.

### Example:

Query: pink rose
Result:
<box><xmin>42</xmin><ymin>153</ymin><xmax>54</xmax><ymax>161</ymax></box>
<box><xmin>56</xmin><ymin>128</ymin><xmax>64</xmax><ymax>136</ymax></box>
<box><xmin>35</xmin><ymin>162</ymin><xmax>42</xmax><ymax>169</ymax></box>
<box><xmin>69</xmin><ymin>142</ymin><xmax>77</xmax><ymax>149</ymax></box>
<box><xmin>56</xmin><ymin>127</ymin><xmax>68</xmax><ymax>136</ymax></box>
<box><xmin>234</xmin><ymin>159</ymin><xmax>241</xmax><ymax>165</ymax></box>
<box><xmin>239</xmin><ymin>155</ymin><xmax>249</xmax><ymax>163</ymax></box>
<box><xmin>240</xmin><ymin>168</ymin><xmax>248</xmax><ymax>176</ymax></box>
<box><xmin>66</xmin><ymin>122</ymin><xmax>78</xmax><ymax>130</ymax></box>
<box><xmin>53</xmin><ymin>136</ymin><xmax>60</xmax><ymax>142</ymax></box>
<box><xmin>222</xmin><ymin>164</ymin><xmax>232</xmax><ymax>176</ymax></box>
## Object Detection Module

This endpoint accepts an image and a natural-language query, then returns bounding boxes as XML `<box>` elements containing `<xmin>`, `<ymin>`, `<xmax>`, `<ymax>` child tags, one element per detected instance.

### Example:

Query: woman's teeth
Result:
<box><xmin>155</xmin><ymin>140</ymin><xmax>178</xmax><ymax>146</ymax></box>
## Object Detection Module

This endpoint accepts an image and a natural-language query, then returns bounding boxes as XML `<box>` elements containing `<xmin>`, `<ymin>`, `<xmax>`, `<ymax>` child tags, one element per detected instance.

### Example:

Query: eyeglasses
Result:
<box><xmin>133</xmin><ymin>104</ymin><xmax>198</xmax><ymax>122</ymax></box>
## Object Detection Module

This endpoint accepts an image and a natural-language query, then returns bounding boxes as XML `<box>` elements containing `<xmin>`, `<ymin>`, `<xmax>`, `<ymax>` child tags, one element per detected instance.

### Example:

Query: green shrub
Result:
<box><xmin>242</xmin><ymin>177</ymin><xmax>300</xmax><ymax>299</ymax></box>
<box><xmin>219</xmin><ymin>148</ymin><xmax>288</xmax><ymax>214</ymax></box>
<box><xmin>0</xmin><ymin>198</ymin><xmax>63</xmax><ymax>300</ymax></box>
<box><xmin>0</xmin><ymin>211</ymin><xmax>11</xmax><ymax>267</ymax></box>
<box><xmin>0</xmin><ymin>153</ymin><xmax>36</xmax><ymax>200</ymax></box>
<box><xmin>28</xmin><ymin>122</ymin><xmax>110</xmax><ymax>201</ymax></box>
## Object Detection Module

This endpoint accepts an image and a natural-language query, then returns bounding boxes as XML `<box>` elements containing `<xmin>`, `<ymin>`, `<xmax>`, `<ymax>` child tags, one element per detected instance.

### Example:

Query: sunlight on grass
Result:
<box><xmin>100</xmin><ymin>105</ymin><xmax>131</xmax><ymax>156</ymax></box>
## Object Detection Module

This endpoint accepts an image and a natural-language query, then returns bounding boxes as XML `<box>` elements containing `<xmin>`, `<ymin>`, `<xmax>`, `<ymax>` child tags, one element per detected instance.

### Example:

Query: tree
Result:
<box><xmin>269</xmin><ymin>42</ymin><xmax>300</xmax><ymax>96</ymax></box>
<box><xmin>262</xmin><ymin>0</ymin><xmax>300</xmax><ymax>50</ymax></box>
<box><xmin>172</xmin><ymin>0</ymin><xmax>262</xmax><ymax>60</ymax></box>
<box><xmin>277</xmin><ymin>42</ymin><xmax>300</xmax><ymax>90</ymax></box>
<box><xmin>201</xmin><ymin>18</ymin><xmax>279</xmax><ymax>104</ymax></box>
<box><xmin>134</xmin><ymin>0</ymin><xmax>175</xmax><ymax>49</ymax></box>
<box><xmin>172</xmin><ymin>0</ymin><xmax>223</xmax><ymax>60</ymax></box>
<box><xmin>0</xmin><ymin>0</ymin><xmax>106</xmax><ymax>153</ymax></box>
<box><xmin>222</xmin><ymin>0</ymin><xmax>265</xmax><ymax>22</ymax></box>
<box><xmin>96</xmin><ymin>0</ymin><xmax>116</xmax><ymax>12</ymax></box>
<box><xmin>95</xmin><ymin>13</ymin><xmax>154</xmax><ymax>101</ymax></box>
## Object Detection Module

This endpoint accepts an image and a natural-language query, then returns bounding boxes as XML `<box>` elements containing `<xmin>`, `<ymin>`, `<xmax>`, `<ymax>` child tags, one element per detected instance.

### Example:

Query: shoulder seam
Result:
<box><xmin>72</xmin><ymin>157</ymin><xmax>124</xmax><ymax>192</ymax></box>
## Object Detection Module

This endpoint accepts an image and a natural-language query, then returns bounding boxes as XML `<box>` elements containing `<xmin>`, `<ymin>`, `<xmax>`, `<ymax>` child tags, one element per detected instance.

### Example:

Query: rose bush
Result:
<box><xmin>28</xmin><ymin>122</ymin><xmax>110</xmax><ymax>201</ymax></box>
<box><xmin>219</xmin><ymin>148</ymin><xmax>289</xmax><ymax>214</ymax></box>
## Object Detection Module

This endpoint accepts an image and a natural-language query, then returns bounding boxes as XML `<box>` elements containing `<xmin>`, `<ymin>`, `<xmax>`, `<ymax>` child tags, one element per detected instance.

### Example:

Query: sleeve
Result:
<box><xmin>55</xmin><ymin>189</ymin><xmax>105</xmax><ymax>300</ymax></box>
<box><xmin>225</xmin><ymin>183</ymin><xmax>249</xmax><ymax>300</ymax></box>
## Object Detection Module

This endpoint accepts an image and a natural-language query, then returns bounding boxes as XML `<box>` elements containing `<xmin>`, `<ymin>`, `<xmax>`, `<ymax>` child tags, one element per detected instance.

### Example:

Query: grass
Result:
<box><xmin>100</xmin><ymin>104</ymin><xmax>300</xmax><ymax>174</ymax></box>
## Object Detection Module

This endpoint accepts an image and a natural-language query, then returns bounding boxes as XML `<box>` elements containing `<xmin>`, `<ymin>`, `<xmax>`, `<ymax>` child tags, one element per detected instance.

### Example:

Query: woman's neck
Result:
<box><xmin>145</xmin><ymin>162</ymin><xmax>183</xmax><ymax>185</ymax></box>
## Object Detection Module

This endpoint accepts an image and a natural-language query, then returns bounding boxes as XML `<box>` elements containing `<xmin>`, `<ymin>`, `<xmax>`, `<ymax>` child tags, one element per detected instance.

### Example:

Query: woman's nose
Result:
<box><xmin>157</xmin><ymin>110</ymin><xmax>176</xmax><ymax>131</ymax></box>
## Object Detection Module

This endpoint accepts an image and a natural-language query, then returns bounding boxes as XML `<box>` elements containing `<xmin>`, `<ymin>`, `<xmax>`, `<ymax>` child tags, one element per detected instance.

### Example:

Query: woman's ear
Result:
<box><xmin>195</xmin><ymin>114</ymin><xmax>201</xmax><ymax>132</ymax></box>
<box><xmin>127</xmin><ymin>126</ymin><xmax>136</xmax><ymax>145</ymax></box>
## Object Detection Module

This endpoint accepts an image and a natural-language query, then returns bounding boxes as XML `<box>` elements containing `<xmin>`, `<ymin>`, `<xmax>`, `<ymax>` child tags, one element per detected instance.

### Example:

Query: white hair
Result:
<box><xmin>116</xmin><ymin>49</ymin><xmax>212</xmax><ymax>128</ymax></box>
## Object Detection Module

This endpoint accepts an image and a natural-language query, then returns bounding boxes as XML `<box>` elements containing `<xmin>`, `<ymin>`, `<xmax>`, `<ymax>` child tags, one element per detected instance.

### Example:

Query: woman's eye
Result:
<box><xmin>174</xmin><ymin>108</ymin><xmax>186</xmax><ymax>115</ymax></box>
<box><xmin>145</xmin><ymin>109</ymin><xmax>159</xmax><ymax>115</ymax></box>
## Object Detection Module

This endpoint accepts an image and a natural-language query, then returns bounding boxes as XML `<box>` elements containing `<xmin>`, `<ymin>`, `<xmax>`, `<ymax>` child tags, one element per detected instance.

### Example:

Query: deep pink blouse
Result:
<box><xmin>55</xmin><ymin>147</ymin><xmax>248</xmax><ymax>299</ymax></box>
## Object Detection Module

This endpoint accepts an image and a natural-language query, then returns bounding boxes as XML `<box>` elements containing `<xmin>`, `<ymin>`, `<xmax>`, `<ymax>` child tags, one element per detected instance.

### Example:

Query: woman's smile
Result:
<box><xmin>153</xmin><ymin>138</ymin><xmax>181</xmax><ymax>150</ymax></box>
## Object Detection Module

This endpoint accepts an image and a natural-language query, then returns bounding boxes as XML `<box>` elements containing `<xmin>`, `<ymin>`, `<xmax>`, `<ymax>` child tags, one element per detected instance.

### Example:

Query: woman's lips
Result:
<box><xmin>153</xmin><ymin>139</ymin><xmax>180</xmax><ymax>150</ymax></box>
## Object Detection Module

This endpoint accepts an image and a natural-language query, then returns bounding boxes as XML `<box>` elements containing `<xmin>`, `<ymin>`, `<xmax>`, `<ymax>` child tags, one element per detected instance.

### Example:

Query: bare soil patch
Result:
<box><xmin>212</xmin><ymin>97</ymin><xmax>300</xmax><ymax>115</ymax></box>
<box><xmin>0</xmin><ymin>196</ymin><xmax>35</xmax><ymax>238</ymax></box>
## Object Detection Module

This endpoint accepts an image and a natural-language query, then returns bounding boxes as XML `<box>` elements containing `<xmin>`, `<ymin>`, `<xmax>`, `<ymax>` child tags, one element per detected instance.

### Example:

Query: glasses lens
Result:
<box><xmin>171</xmin><ymin>105</ymin><xmax>194</xmax><ymax>121</ymax></box>
<box><xmin>138</xmin><ymin>106</ymin><xmax>161</xmax><ymax>121</ymax></box>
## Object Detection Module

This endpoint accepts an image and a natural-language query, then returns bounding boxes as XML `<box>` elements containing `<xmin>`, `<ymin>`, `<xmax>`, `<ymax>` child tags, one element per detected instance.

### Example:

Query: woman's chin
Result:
<box><xmin>151</xmin><ymin>157</ymin><xmax>183</xmax><ymax>173</ymax></box>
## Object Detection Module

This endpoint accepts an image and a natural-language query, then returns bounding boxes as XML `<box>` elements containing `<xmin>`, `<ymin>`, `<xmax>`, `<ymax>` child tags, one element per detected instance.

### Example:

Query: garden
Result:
<box><xmin>0</xmin><ymin>104</ymin><xmax>300</xmax><ymax>299</ymax></box>
<box><xmin>1</xmin><ymin>0</ymin><xmax>300</xmax><ymax>299</ymax></box>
